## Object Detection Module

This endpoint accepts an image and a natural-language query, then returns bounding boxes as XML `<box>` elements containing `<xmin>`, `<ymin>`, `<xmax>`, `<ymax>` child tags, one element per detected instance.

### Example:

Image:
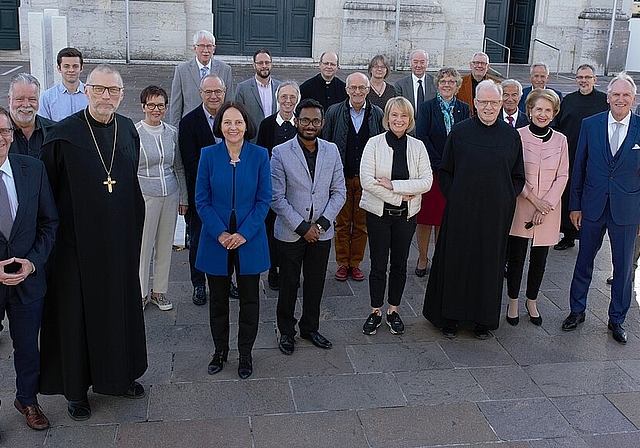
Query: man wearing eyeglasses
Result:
<box><xmin>457</xmin><ymin>52</ymin><xmax>498</xmax><ymax>115</ymax></box>
<box><xmin>7</xmin><ymin>73</ymin><xmax>54</xmax><ymax>159</ymax></box>
<box><xmin>300</xmin><ymin>51</ymin><xmax>348</xmax><ymax>111</ymax></box>
<box><xmin>179</xmin><ymin>74</ymin><xmax>238</xmax><ymax>305</ymax></box>
<box><xmin>322</xmin><ymin>72</ymin><xmax>384</xmax><ymax>282</ymax></box>
<box><xmin>39</xmin><ymin>64</ymin><xmax>148</xmax><ymax>420</ymax></box>
<box><xmin>271</xmin><ymin>98</ymin><xmax>346</xmax><ymax>355</ymax></box>
<box><xmin>518</xmin><ymin>62</ymin><xmax>563</xmax><ymax>112</ymax></box>
<box><xmin>552</xmin><ymin>64</ymin><xmax>608</xmax><ymax>252</ymax></box>
<box><xmin>169</xmin><ymin>30</ymin><xmax>233</xmax><ymax>126</ymax></box>
<box><xmin>234</xmin><ymin>49</ymin><xmax>280</xmax><ymax>143</ymax></box>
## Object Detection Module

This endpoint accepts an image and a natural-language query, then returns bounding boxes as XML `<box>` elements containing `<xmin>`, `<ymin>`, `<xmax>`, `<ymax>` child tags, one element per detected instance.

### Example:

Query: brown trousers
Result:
<box><xmin>334</xmin><ymin>176</ymin><xmax>367</xmax><ymax>267</ymax></box>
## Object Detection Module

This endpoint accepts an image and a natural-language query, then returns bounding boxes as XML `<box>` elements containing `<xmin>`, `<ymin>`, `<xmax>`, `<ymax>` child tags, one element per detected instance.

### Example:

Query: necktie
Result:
<box><xmin>201</xmin><ymin>66</ymin><xmax>209</xmax><ymax>80</ymax></box>
<box><xmin>610</xmin><ymin>122</ymin><xmax>623</xmax><ymax>156</ymax></box>
<box><xmin>0</xmin><ymin>171</ymin><xmax>14</xmax><ymax>239</ymax></box>
<box><xmin>507</xmin><ymin>116</ymin><xmax>515</xmax><ymax>127</ymax></box>
<box><xmin>417</xmin><ymin>79</ymin><xmax>425</xmax><ymax>109</ymax></box>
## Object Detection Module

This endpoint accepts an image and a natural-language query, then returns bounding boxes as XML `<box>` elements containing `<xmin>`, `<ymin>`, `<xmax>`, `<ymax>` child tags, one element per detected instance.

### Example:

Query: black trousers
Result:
<box><xmin>186</xmin><ymin>207</ymin><xmax>206</xmax><ymax>288</ymax></box>
<box><xmin>207</xmin><ymin>250</ymin><xmax>259</xmax><ymax>356</ymax></box>
<box><xmin>366</xmin><ymin>211</ymin><xmax>417</xmax><ymax>308</ymax></box>
<box><xmin>265</xmin><ymin>209</ymin><xmax>279</xmax><ymax>275</ymax></box>
<box><xmin>506</xmin><ymin>235</ymin><xmax>549</xmax><ymax>300</ymax></box>
<box><xmin>277</xmin><ymin>238</ymin><xmax>331</xmax><ymax>336</ymax></box>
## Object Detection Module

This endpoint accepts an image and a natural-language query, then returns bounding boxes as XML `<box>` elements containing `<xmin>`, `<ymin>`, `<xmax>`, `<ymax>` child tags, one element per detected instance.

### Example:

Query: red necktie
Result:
<box><xmin>507</xmin><ymin>116</ymin><xmax>515</xmax><ymax>127</ymax></box>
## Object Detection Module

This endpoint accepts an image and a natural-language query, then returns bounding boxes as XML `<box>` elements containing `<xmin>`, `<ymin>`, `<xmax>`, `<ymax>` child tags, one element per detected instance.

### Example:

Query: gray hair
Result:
<box><xmin>276</xmin><ymin>81</ymin><xmax>300</xmax><ymax>98</ymax></box>
<box><xmin>346</xmin><ymin>72</ymin><xmax>370</xmax><ymax>87</ymax></box>
<box><xmin>607</xmin><ymin>71</ymin><xmax>637</xmax><ymax>95</ymax></box>
<box><xmin>200</xmin><ymin>74</ymin><xmax>225</xmax><ymax>89</ymax></box>
<box><xmin>476</xmin><ymin>79</ymin><xmax>502</xmax><ymax>97</ymax></box>
<box><xmin>471</xmin><ymin>52</ymin><xmax>490</xmax><ymax>63</ymax></box>
<box><xmin>410</xmin><ymin>49</ymin><xmax>429</xmax><ymax>61</ymax></box>
<box><xmin>501</xmin><ymin>79</ymin><xmax>523</xmax><ymax>97</ymax></box>
<box><xmin>9</xmin><ymin>73</ymin><xmax>41</xmax><ymax>97</ymax></box>
<box><xmin>576</xmin><ymin>63</ymin><xmax>596</xmax><ymax>75</ymax></box>
<box><xmin>193</xmin><ymin>30</ymin><xmax>215</xmax><ymax>45</ymax></box>
<box><xmin>530</xmin><ymin>62</ymin><xmax>549</xmax><ymax>75</ymax></box>
<box><xmin>86</xmin><ymin>64</ymin><xmax>123</xmax><ymax>87</ymax></box>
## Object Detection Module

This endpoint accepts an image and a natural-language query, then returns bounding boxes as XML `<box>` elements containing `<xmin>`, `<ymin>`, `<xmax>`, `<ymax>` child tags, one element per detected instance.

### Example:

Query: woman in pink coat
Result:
<box><xmin>506</xmin><ymin>89</ymin><xmax>569</xmax><ymax>326</ymax></box>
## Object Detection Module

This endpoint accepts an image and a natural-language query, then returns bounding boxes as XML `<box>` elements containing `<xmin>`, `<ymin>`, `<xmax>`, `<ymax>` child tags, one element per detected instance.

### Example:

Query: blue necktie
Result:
<box><xmin>0</xmin><ymin>171</ymin><xmax>14</xmax><ymax>239</ymax></box>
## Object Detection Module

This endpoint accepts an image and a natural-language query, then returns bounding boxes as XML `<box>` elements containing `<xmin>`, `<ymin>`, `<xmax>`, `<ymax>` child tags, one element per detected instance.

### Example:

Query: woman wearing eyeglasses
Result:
<box><xmin>505</xmin><ymin>89</ymin><xmax>568</xmax><ymax>326</ymax></box>
<box><xmin>414</xmin><ymin>68</ymin><xmax>469</xmax><ymax>277</ymax></box>
<box><xmin>136</xmin><ymin>85</ymin><xmax>188</xmax><ymax>312</ymax></box>
<box><xmin>366</xmin><ymin>55</ymin><xmax>397</xmax><ymax>111</ymax></box>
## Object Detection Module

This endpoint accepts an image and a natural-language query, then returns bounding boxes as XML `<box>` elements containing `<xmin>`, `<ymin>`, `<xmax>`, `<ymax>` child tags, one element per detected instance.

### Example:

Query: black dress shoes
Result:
<box><xmin>301</xmin><ymin>331</ymin><xmax>332</xmax><ymax>349</ymax></box>
<box><xmin>606</xmin><ymin>276</ymin><xmax>614</xmax><ymax>285</ymax></box>
<box><xmin>122</xmin><ymin>381</ymin><xmax>146</xmax><ymax>399</ymax></box>
<box><xmin>229</xmin><ymin>282</ymin><xmax>240</xmax><ymax>299</ymax></box>
<box><xmin>441</xmin><ymin>325</ymin><xmax>458</xmax><ymax>339</ymax></box>
<box><xmin>415</xmin><ymin>261</ymin><xmax>427</xmax><ymax>277</ymax></box>
<box><xmin>561</xmin><ymin>311</ymin><xmax>585</xmax><ymax>331</ymax></box>
<box><xmin>473</xmin><ymin>325</ymin><xmax>490</xmax><ymax>340</ymax></box>
<box><xmin>608</xmin><ymin>321</ymin><xmax>627</xmax><ymax>344</ymax></box>
<box><xmin>208</xmin><ymin>350</ymin><xmax>228</xmax><ymax>374</ymax></box>
<box><xmin>238</xmin><ymin>354</ymin><xmax>253</xmax><ymax>379</ymax></box>
<box><xmin>525</xmin><ymin>300</ymin><xmax>542</xmax><ymax>326</ymax></box>
<box><xmin>278</xmin><ymin>334</ymin><xmax>295</xmax><ymax>355</ymax></box>
<box><xmin>67</xmin><ymin>396</ymin><xmax>91</xmax><ymax>421</ymax></box>
<box><xmin>554</xmin><ymin>237</ymin><xmax>575</xmax><ymax>250</ymax></box>
<box><xmin>192</xmin><ymin>285</ymin><xmax>206</xmax><ymax>305</ymax></box>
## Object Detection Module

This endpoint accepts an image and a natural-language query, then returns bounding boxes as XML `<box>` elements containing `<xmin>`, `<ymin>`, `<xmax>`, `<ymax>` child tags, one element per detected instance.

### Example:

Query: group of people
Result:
<box><xmin>1</xmin><ymin>29</ymin><xmax>639</xmax><ymax>436</ymax></box>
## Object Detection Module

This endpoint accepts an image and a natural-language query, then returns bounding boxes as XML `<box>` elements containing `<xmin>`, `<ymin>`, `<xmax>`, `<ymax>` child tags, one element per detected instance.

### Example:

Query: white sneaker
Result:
<box><xmin>150</xmin><ymin>292</ymin><xmax>173</xmax><ymax>311</ymax></box>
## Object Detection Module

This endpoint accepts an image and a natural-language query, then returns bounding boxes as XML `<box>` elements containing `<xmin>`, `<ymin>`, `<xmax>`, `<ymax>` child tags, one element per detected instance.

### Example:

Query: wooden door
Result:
<box><xmin>0</xmin><ymin>0</ymin><xmax>20</xmax><ymax>50</ymax></box>
<box><xmin>506</xmin><ymin>0</ymin><xmax>536</xmax><ymax>64</ymax></box>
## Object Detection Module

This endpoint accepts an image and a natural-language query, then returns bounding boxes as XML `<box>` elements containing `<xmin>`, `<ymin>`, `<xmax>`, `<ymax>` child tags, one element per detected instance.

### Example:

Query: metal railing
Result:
<box><xmin>483</xmin><ymin>37</ymin><xmax>511</xmax><ymax>78</ymax></box>
<box><xmin>533</xmin><ymin>39</ymin><xmax>561</xmax><ymax>80</ymax></box>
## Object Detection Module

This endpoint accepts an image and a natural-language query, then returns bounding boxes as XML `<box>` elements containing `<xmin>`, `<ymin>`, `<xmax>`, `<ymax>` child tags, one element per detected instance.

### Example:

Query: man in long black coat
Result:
<box><xmin>39</xmin><ymin>64</ymin><xmax>147</xmax><ymax>421</ymax></box>
<box><xmin>423</xmin><ymin>80</ymin><xmax>525</xmax><ymax>339</ymax></box>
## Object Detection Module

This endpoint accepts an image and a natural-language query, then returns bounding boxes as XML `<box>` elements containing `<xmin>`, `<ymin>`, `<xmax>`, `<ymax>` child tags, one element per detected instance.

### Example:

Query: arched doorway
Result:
<box><xmin>213</xmin><ymin>0</ymin><xmax>315</xmax><ymax>57</ymax></box>
<box><xmin>0</xmin><ymin>0</ymin><xmax>20</xmax><ymax>50</ymax></box>
<box><xmin>484</xmin><ymin>0</ymin><xmax>537</xmax><ymax>64</ymax></box>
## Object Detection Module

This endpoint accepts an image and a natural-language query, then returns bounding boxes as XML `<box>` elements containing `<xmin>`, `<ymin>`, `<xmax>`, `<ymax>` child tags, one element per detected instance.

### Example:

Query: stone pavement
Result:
<box><xmin>0</xmin><ymin>59</ymin><xmax>640</xmax><ymax>447</ymax></box>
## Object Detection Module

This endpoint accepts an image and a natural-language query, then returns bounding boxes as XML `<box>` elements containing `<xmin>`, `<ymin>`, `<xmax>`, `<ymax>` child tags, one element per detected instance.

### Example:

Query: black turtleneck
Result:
<box><xmin>528</xmin><ymin>122</ymin><xmax>552</xmax><ymax>143</ymax></box>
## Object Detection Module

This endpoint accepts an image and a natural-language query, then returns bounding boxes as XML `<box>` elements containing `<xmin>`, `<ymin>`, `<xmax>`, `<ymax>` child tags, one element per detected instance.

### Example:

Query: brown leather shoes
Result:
<box><xmin>14</xmin><ymin>398</ymin><xmax>50</xmax><ymax>430</ymax></box>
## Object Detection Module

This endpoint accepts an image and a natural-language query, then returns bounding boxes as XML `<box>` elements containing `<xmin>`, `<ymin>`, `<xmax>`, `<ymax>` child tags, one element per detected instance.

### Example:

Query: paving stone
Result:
<box><xmin>290</xmin><ymin>372</ymin><xmax>405</xmax><ymax>412</ymax></box>
<box><xmin>0</xmin><ymin>426</ymin><xmax>48</xmax><ymax>446</ymax></box>
<box><xmin>138</xmin><ymin>351</ymin><xmax>174</xmax><ymax>385</ymax></box>
<box><xmin>116</xmin><ymin>418</ymin><xmax>252</xmax><ymax>447</ymax></box>
<box><xmin>529</xmin><ymin>437</ymin><xmax>591</xmax><ymax>447</ymax></box>
<box><xmin>145</xmin><ymin>324</ymin><xmax>211</xmax><ymax>354</ymax></box>
<box><xmin>581</xmin><ymin>431</ymin><xmax>640</xmax><ymax>448</ymax></box>
<box><xmin>395</xmin><ymin>369</ymin><xmax>489</xmax><ymax>405</ymax></box>
<box><xmin>0</xmin><ymin>358</ymin><xmax>16</xmax><ymax>392</ymax></box>
<box><xmin>605</xmin><ymin>391</ymin><xmax>640</xmax><ymax>428</ymax></box>
<box><xmin>438</xmin><ymin>338</ymin><xmax>517</xmax><ymax>368</ymax></box>
<box><xmin>469</xmin><ymin>366</ymin><xmax>545</xmax><ymax>400</ymax></box>
<box><xmin>345</xmin><ymin>341</ymin><xmax>452</xmax><ymax>373</ymax></box>
<box><xmin>525</xmin><ymin>361</ymin><xmax>640</xmax><ymax>397</ymax></box>
<box><xmin>615</xmin><ymin>359</ymin><xmax>640</xmax><ymax>385</ymax></box>
<box><xmin>149</xmin><ymin>379</ymin><xmax>294</xmax><ymax>420</ymax></box>
<box><xmin>358</xmin><ymin>403</ymin><xmax>499</xmax><ymax>447</ymax></box>
<box><xmin>551</xmin><ymin>395</ymin><xmax>636</xmax><ymax>435</ymax></box>
<box><xmin>478</xmin><ymin>398</ymin><xmax>576</xmax><ymax>440</ymax></box>
<box><xmin>45</xmin><ymin>424</ymin><xmax>117</xmax><ymax>448</ymax></box>
<box><xmin>174</xmin><ymin>301</ymin><xmax>210</xmax><ymax>326</ymax></box>
<box><xmin>251</xmin><ymin>410</ymin><xmax>368</xmax><ymax>448</ymax></box>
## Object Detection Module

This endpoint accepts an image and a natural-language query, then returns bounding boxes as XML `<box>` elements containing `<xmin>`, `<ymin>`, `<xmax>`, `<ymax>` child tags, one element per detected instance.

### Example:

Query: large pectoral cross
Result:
<box><xmin>103</xmin><ymin>175</ymin><xmax>116</xmax><ymax>193</ymax></box>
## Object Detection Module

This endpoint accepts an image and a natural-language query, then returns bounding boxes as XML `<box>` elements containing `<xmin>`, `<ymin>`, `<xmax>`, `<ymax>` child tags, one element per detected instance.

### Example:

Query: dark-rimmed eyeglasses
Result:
<box><xmin>87</xmin><ymin>85</ymin><xmax>123</xmax><ymax>96</ymax></box>
<box><xmin>0</xmin><ymin>127</ymin><xmax>14</xmax><ymax>136</ymax></box>
<box><xmin>298</xmin><ymin>118</ymin><xmax>323</xmax><ymax>127</ymax></box>
<box><xmin>144</xmin><ymin>103</ymin><xmax>166</xmax><ymax>111</ymax></box>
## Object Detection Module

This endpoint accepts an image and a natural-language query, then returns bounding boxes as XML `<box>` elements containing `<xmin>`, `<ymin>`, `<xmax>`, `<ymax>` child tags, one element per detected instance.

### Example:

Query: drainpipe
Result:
<box><xmin>125</xmin><ymin>0</ymin><xmax>131</xmax><ymax>63</ymax></box>
<box><xmin>605</xmin><ymin>0</ymin><xmax>618</xmax><ymax>75</ymax></box>
<box><xmin>394</xmin><ymin>0</ymin><xmax>400</xmax><ymax>70</ymax></box>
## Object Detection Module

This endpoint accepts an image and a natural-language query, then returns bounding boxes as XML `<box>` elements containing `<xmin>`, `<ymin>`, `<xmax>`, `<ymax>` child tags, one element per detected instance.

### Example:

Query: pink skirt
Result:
<box><xmin>417</xmin><ymin>172</ymin><xmax>445</xmax><ymax>226</ymax></box>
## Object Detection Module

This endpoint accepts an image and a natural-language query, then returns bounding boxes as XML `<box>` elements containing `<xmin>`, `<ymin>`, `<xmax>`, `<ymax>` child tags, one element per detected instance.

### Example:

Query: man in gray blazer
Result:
<box><xmin>271</xmin><ymin>98</ymin><xmax>346</xmax><ymax>356</ymax></box>
<box><xmin>394</xmin><ymin>50</ymin><xmax>436</xmax><ymax>118</ymax></box>
<box><xmin>169</xmin><ymin>30</ymin><xmax>233</xmax><ymax>126</ymax></box>
<box><xmin>234</xmin><ymin>49</ymin><xmax>280</xmax><ymax>142</ymax></box>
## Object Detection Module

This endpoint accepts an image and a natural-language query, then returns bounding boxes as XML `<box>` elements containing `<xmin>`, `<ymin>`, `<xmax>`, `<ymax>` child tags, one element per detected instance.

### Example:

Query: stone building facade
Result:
<box><xmin>15</xmin><ymin>0</ymin><xmax>632</xmax><ymax>72</ymax></box>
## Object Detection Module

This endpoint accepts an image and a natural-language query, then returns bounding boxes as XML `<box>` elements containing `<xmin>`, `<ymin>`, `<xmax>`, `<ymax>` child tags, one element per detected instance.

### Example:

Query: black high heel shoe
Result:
<box><xmin>506</xmin><ymin>301</ymin><xmax>519</xmax><ymax>326</ymax></box>
<box><xmin>525</xmin><ymin>300</ymin><xmax>542</xmax><ymax>326</ymax></box>
<box><xmin>238</xmin><ymin>354</ymin><xmax>253</xmax><ymax>379</ymax></box>
<box><xmin>208</xmin><ymin>350</ymin><xmax>228</xmax><ymax>375</ymax></box>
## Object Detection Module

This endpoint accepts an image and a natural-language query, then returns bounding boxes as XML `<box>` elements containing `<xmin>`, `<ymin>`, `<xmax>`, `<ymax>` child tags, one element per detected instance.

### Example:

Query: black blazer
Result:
<box><xmin>178</xmin><ymin>104</ymin><xmax>217</xmax><ymax>206</ymax></box>
<box><xmin>0</xmin><ymin>154</ymin><xmax>58</xmax><ymax>303</ymax></box>
<box><xmin>416</xmin><ymin>97</ymin><xmax>470</xmax><ymax>170</ymax></box>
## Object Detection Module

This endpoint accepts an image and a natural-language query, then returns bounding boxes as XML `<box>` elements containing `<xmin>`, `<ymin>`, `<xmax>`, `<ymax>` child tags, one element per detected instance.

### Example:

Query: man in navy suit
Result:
<box><xmin>500</xmin><ymin>79</ymin><xmax>529</xmax><ymax>128</ymax></box>
<box><xmin>0</xmin><ymin>106</ymin><xmax>58</xmax><ymax>431</ymax></box>
<box><xmin>518</xmin><ymin>62</ymin><xmax>563</xmax><ymax>112</ymax></box>
<box><xmin>562</xmin><ymin>73</ymin><xmax>640</xmax><ymax>344</ymax></box>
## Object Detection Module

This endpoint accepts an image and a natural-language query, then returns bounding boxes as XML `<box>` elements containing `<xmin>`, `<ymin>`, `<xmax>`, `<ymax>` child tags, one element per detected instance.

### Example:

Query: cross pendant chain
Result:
<box><xmin>103</xmin><ymin>175</ymin><xmax>116</xmax><ymax>193</ymax></box>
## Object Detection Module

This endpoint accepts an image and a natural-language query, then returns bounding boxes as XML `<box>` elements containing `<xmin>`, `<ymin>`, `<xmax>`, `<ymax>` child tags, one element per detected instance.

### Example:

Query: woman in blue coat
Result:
<box><xmin>195</xmin><ymin>102</ymin><xmax>272</xmax><ymax>379</ymax></box>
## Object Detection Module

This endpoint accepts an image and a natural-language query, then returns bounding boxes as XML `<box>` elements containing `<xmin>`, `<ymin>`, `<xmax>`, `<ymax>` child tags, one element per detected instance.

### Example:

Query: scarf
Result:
<box><xmin>437</xmin><ymin>93</ymin><xmax>455</xmax><ymax>135</ymax></box>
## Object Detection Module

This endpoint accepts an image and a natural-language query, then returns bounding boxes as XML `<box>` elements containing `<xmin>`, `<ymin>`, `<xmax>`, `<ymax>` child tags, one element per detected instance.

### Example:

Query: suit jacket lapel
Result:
<box><xmin>312</xmin><ymin>141</ymin><xmax>327</xmax><ymax>190</ymax></box>
<box><xmin>292</xmin><ymin>139</ymin><xmax>312</xmax><ymax>180</ymax></box>
<box><xmin>190</xmin><ymin>59</ymin><xmax>201</xmax><ymax>90</ymax></box>
<box><xmin>250</xmin><ymin>81</ymin><xmax>264</xmax><ymax>115</ymax></box>
<box><xmin>615</xmin><ymin>114</ymin><xmax>640</xmax><ymax>165</ymax></box>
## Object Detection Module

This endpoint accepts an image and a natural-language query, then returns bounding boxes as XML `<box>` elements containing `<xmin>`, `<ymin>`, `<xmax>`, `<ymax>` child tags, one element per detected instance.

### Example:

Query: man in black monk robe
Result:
<box><xmin>39</xmin><ymin>64</ymin><xmax>147</xmax><ymax>421</ymax></box>
<box><xmin>423</xmin><ymin>80</ymin><xmax>525</xmax><ymax>340</ymax></box>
